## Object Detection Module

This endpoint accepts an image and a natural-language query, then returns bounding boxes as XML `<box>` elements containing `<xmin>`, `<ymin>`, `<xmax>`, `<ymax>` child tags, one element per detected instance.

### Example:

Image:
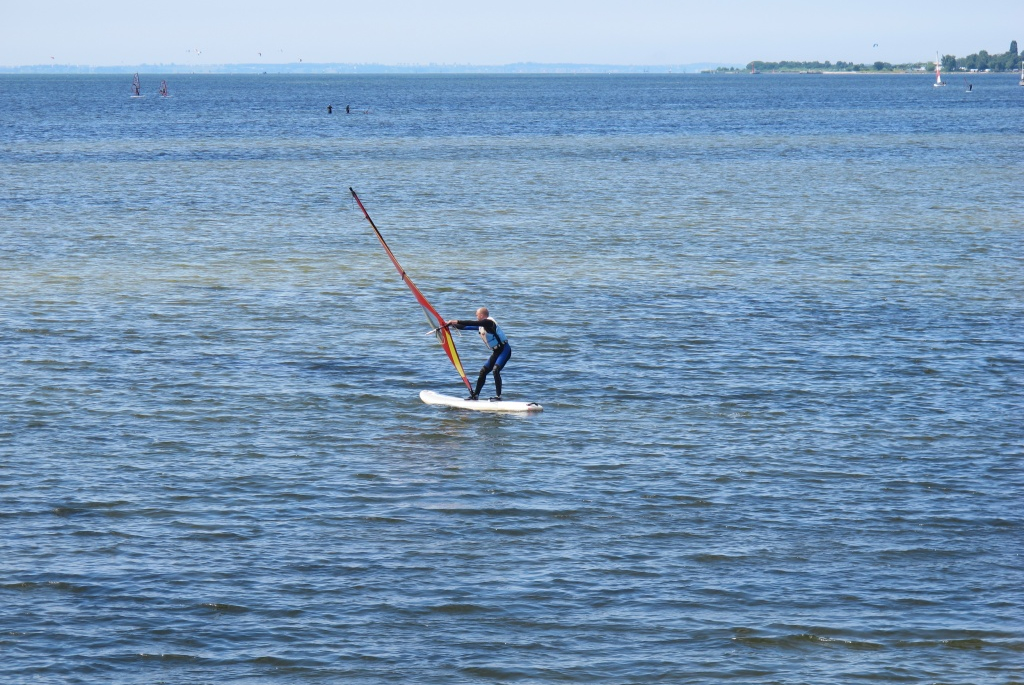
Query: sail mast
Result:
<box><xmin>350</xmin><ymin>188</ymin><xmax>474</xmax><ymax>393</ymax></box>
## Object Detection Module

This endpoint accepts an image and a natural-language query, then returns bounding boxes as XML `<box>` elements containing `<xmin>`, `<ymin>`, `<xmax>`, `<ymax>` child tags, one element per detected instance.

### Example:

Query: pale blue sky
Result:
<box><xmin>3</xmin><ymin>0</ymin><xmax>1021</xmax><ymax>66</ymax></box>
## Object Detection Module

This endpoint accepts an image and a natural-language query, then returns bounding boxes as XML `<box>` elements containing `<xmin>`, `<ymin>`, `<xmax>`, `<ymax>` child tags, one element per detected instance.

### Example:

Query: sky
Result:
<box><xmin>2</xmin><ymin>0</ymin><xmax>1021</xmax><ymax>67</ymax></box>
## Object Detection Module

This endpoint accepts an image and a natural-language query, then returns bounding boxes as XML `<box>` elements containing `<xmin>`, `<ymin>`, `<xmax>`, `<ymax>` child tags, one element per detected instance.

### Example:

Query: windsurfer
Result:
<box><xmin>446</xmin><ymin>308</ymin><xmax>511</xmax><ymax>401</ymax></box>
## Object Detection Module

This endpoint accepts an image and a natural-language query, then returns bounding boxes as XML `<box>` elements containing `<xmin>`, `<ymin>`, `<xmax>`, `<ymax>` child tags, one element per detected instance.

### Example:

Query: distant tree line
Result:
<box><xmin>739</xmin><ymin>40</ymin><xmax>1020</xmax><ymax>73</ymax></box>
<box><xmin>942</xmin><ymin>41</ymin><xmax>1020</xmax><ymax>71</ymax></box>
<box><xmin>740</xmin><ymin>59</ymin><xmax>925</xmax><ymax>72</ymax></box>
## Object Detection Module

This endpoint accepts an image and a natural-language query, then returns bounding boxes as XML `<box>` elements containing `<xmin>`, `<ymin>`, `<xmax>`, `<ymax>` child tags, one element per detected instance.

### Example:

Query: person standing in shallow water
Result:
<box><xmin>445</xmin><ymin>307</ymin><xmax>511</xmax><ymax>401</ymax></box>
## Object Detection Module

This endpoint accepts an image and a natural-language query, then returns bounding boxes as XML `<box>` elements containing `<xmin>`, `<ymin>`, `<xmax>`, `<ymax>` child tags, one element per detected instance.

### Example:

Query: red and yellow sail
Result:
<box><xmin>350</xmin><ymin>188</ymin><xmax>473</xmax><ymax>392</ymax></box>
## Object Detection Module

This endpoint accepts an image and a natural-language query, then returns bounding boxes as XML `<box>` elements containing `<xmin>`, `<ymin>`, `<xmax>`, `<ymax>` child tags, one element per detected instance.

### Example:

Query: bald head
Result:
<box><xmin>476</xmin><ymin>307</ymin><xmax>489</xmax><ymax>320</ymax></box>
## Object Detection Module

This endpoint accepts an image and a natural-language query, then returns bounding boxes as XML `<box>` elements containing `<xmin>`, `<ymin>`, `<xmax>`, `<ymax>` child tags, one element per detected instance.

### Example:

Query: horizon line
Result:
<box><xmin>1</xmin><ymin>61</ymin><xmax>742</xmax><ymax>74</ymax></box>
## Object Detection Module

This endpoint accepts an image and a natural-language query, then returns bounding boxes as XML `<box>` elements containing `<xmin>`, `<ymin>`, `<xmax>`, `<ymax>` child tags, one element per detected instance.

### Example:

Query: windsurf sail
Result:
<box><xmin>159</xmin><ymin>80</ymin><xmax>168</xmax><ymax>97</ymax></box>
<box><xmin>350</xmin><ymin>187</ymin><xmax>473</xmax><ymax>393</ymax></box>
<box><xmin>131</xmin><ymin>73</ymin><xmax>141</xmax><ymax>97</ymax></box>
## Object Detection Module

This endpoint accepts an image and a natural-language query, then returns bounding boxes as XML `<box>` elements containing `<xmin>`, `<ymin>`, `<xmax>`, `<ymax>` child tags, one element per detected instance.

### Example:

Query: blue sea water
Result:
<box><xmin>1</xmin><ymin>73</ymin><xmax>1021</xmax><ymax>684</ymax></box>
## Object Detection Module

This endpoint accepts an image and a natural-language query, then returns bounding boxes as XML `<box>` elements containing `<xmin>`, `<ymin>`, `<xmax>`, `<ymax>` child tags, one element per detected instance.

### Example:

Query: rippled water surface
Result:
<box><xmin>1</xmin><ymin>73</ymin><xmax>1022</xmax><ymax>683</ymax></box>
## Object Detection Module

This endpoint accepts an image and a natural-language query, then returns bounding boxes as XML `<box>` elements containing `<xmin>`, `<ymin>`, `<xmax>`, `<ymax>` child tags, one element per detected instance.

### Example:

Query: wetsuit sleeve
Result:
<box><xmin>453</xmin><ymin>319</ymin><xmax>496</xmax><ymax>333</ymax></box>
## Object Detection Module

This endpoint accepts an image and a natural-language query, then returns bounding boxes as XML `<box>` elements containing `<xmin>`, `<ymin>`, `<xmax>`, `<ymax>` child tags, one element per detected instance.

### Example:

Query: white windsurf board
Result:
<box><xmin>420</xmin><ymin>390</ymin><xmax>542</xmax><ymax>413</ymax></box>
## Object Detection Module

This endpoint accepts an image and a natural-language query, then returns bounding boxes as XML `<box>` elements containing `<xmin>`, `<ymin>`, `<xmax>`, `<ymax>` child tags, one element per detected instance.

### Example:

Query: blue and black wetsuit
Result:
<box><xmin>452</xmin><ymin>317</ymin><xmax>510</xmax><ymax>399</ymax></box>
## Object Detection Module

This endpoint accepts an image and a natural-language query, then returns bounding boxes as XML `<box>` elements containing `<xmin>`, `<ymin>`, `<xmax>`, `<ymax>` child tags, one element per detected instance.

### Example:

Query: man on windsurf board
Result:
<box><xmin>445</xmin><ymin>308</ymin><xmax>511</xmax><ymax>401</ymax></box>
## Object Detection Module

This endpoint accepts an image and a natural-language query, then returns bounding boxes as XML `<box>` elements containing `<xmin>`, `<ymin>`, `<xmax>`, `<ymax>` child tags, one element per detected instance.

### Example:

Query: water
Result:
<box><xmin>1</xmin><ymin>73</ymin><xmax>1021</xmax><ymax>683</ymax></box>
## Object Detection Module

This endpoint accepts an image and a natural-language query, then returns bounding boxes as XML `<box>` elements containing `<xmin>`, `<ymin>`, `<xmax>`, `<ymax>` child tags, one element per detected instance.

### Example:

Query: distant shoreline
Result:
<box><xmin>0</xmin><ymin>64</ymin><xmax>1014</xmax><ymax>76</ymax></box>
<box><xmin>737</xmin><ymin>43</ymin><xmax>1021</xmax><ymax>75</ymax></box>
<box><xmin>718</xmin><ymin>69</ymin><xmax>1012</xmax><ymax>75</ymax></box>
